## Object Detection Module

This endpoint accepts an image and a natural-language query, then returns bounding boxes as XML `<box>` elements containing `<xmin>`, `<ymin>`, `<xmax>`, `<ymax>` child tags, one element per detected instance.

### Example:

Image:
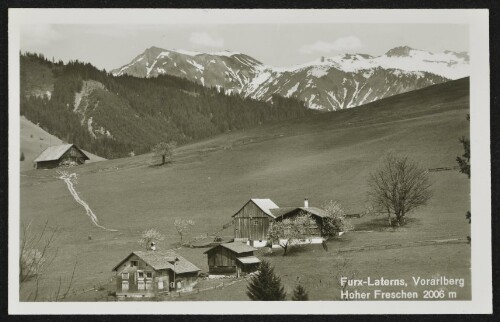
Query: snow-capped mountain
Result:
<box><xmin>113</xmin><ymin>46</ymin><xmax>262</xmax><ymax>95</ymax></box>
<box><xmin>112</xmin><ymin>46</ymin><xmax>469</xmax><ymax>111</ymax></box>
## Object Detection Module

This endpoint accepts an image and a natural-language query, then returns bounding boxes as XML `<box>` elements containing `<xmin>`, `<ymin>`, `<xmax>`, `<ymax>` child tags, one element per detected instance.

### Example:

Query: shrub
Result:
<box><xmin>292</xmin><ymin>283</ymin><xmax>309</xmax><ymax>301</ymax></box>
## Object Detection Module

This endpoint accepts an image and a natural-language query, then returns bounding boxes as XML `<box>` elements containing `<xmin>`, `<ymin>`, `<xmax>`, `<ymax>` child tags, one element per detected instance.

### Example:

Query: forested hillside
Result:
<box><xmin>20</xmin><ymin>53</ymin><xmax>310</xmax><ymax>159</ymax></box>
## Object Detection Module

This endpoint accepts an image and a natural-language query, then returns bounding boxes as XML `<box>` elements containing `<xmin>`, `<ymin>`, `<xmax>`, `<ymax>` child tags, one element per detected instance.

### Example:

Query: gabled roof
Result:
<box><xmin>204</xmin><ymin>242</ymin><xmax>257</xmax><ymax>254</ymax></box>
<box><xmin>112</xmin><ymin>250</ymin><xmax>200</xmax><ymax>274</ymax></box>
<box><xmin>269</xmin><ymin>207</ymin><xmax>297</xmax><ymax>218</ymax></box>
<box><xmin>271</xmin><ymin>206</ymin><xmax>329</xmax><ymax>219</ymax></box>
<box><xmin>34</xmin><ymin>144</ymin><xmax>90</xmax><ymax>162</ymax></box>
<box><xmin>232</xmin><ymin>198</ymin><xmax>279</xmax><ymax>218</ymax></box>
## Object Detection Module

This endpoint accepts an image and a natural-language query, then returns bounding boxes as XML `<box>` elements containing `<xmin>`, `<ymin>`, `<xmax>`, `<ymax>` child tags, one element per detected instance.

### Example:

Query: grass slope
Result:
<box><xmin>19</xmin><ymin>78</ymin><xmax>470</xmax><ymax>301</ymax></box>
<box><xmin>20</xmin><ymin>117</ymin><xmax>106</xmax><ymax>172</ymax></box>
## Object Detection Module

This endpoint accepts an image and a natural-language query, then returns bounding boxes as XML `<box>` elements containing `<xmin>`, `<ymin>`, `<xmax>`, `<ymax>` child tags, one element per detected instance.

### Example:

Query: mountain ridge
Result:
<box><xmin>112</xmin><ymin>46</ymin><xmax>469</xmax><ymax>111</ymax></box>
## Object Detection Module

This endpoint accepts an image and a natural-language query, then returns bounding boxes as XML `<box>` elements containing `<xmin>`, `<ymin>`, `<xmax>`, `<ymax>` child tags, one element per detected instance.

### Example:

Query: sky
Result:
<box><xmin>19</xmin><ymin>23</ymin><xmax>469</xmax><ymax>72</ymax></box>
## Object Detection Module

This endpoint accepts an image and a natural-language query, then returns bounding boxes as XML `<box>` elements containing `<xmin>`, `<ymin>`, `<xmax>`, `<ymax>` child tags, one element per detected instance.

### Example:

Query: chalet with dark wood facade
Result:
<box><xmin>204</xmin><ymin>242</ymin><xmax>260</xmax><ymax>277</ymax></box>
<box><xmin>232</xmin><ymin>198</ymin><xmax>330</xmax><ymax>247</ymax></box>
<box><xmin>270</xmin><ymin>204</ymin><xmax>329</xmax><ymax>244</ymax></box>
<box><xmin>112</xmin><ymin>250</ymin><xmax>200</xmax><ymax>298</ymax></box>
<box><xmin>34</xmin><ymin>144</ymin><xmax>89</xmax><ymax>169</ymax></box>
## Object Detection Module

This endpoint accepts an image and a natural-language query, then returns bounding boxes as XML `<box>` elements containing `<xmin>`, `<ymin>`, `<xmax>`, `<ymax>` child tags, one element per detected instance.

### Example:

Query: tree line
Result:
<box><xmin>20</xmin><ymin>53</ymin><xmax>312</xmax><ymax>159</ymax></box>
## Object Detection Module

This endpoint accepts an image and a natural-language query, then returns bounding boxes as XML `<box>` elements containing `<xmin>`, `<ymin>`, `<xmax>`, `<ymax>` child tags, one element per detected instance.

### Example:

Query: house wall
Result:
<box><xmin>35</xmin><ymin>160</ymin><xmax>60</xmax><ymax>169</ymax></box>
<box><xmin>168</xmin><ymin>271</ymin><xmax>199</xmax><ymax>292</ymax></box>
<box><xmin>59</xmin><ymin>147</ymin><xmax>87</xmax><ymax>166</ymax></box>
<box><xmin>233</xmin><ymin>201</ymin><xmax>271</xmax><ymax>240</ymax></box>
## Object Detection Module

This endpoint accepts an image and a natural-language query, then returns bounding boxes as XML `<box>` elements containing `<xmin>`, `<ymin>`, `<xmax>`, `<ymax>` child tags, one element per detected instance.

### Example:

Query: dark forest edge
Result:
<box><xmin>20</xmin><ymin>52</ymin><xmax>313</xmax><ymax>159</ymax></box>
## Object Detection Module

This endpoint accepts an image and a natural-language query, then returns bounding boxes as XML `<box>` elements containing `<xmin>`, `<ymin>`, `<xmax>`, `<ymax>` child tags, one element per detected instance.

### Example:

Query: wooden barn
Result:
<box><xmin>204</xmin><ymin>242</ymin><xmax>261</xmax><ymax>277</ymax></box>
<box><xmin>232</xmin><ymin>198</ymin><xmax>279</xmax><ymax>247</ymax></box>
<box><xmin>112</xmin><ymin>250</ymin><xmax>200</xmax><ymax>298</ymax></box>
<box><xmin>33</xmin><ymin>144</ymin><xmax>89</xmax><ymax>169</ymax></box>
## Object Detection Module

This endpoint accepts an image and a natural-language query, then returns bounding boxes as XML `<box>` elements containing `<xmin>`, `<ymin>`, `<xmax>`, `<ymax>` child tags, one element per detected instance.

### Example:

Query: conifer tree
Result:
<box><xmin>246</xmin><ymin>260</ymin><xmax>286</xmax><ymax>301</ymax></box>
<box><xmin>292</xmin><ymin>283</ymin><xmax>309</xmax><ymax>301</ymax></box>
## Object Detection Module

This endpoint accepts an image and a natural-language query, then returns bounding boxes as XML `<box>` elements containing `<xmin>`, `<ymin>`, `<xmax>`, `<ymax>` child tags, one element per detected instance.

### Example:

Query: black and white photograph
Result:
<box><xmin>7</xmin><ymin>8</ymin><xmax>491</xmax><ymax>314</ymax></box>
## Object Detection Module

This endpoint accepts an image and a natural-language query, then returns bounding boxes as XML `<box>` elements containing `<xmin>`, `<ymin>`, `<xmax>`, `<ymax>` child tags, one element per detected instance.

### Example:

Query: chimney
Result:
<box><xmin>304</xmin><ymin>198</ymin><xmax>309</xmax><ymax>208</ymax></box>
<box><xmin>321</xmin><ymin>56</ymin><xmax>325</xmax><ymax>62</ymax></box>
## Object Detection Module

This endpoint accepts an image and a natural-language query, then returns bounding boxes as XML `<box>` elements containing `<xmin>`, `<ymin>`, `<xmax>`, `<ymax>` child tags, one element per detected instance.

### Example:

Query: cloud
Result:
<box><xmin>189</xmin><ymin>32</ymin><xmax>224</xmax><ymax>48</ymax></box>
<box><xmin>20</xmin><ymin>24</ymin><xmax>62</xmax><ymax>48</ymax></box>
<box><xmin>299</xmin><ymin>36</ymin><xmax>362</xmax><ymax>54</ymax></box>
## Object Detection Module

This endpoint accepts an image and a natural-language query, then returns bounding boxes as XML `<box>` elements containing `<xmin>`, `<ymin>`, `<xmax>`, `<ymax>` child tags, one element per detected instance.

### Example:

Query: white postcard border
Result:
<box><xmin>8</xmin><ymin>8</ymin><xmax>491</xmax><ymax>315</ymax></box>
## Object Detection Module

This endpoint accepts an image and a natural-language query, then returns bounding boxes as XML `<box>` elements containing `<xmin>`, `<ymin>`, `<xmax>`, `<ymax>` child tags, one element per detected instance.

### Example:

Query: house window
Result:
<box><xmin>253</xmin><ymin>220</ymin><xmax>259</xmax><ymax>226</ymax></box>
<box><xmin>121</xmin><ymin>272</ymin><xmax>129</xmax><ymax>279</ymax></box>
<box><xmin>137</xmin><ymin>271</ymin><xmax>144</xmax><ymax>279</ymax></box>
<box><xmin>146</xmin><ymin>271</ymin><xmax>153</xmax><ymax>279</ymax></box>
<box><xmin>131</xmin><ymin>260</ymin><xmax>139</xmax><ymax>267</ymax></box>
<box><xmin>121</xmin><ymin>280</ymin><xmax>129</xmax><ymax>291</ymax></box>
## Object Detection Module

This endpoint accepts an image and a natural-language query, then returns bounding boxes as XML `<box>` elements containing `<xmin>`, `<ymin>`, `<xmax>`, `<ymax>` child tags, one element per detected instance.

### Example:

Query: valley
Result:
<box><xmin>19</xmin><ymin>78</ymin><xmax>471</xmax><ymax>301</ymax></box>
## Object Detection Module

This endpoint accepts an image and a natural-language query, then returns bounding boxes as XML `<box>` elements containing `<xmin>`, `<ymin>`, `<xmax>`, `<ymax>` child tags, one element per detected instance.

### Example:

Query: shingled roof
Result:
<box><xmin>270</xmin><ymin>206</ymin><xmax>329</xmax><ymax>219</ymax></box>
<box><xmin>34</xmin><ymin>144</ymin><xmax>89</xmax><ymax>162</ymax></box>
<box><xmin>204</xmin><ymin>242</ymin><xmax>257</xmax><ymax>254</ymax></box>
<box><xmin>232</xmin><ymin>198</ymin><xmax>279</xmax><ymax>218</ymax></box>
<box><xmin>112</xmin><ymin>250</ymin><xmax>200</xmax><ymax>274</ymax></box>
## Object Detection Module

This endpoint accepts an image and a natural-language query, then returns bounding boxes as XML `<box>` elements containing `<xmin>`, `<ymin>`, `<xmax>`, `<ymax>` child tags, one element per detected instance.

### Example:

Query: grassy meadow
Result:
<box><xmin>19</xmin><ymin>78</ymin><xmax>471</xmax><ymax>301</ymax></box>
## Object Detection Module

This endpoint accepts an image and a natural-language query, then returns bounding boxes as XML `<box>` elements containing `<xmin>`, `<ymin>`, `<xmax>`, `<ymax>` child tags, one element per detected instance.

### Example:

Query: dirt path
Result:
<box><xmin>57</xmin><ymin>171</ymin><xmax>118</xmax><ymax>232</ymax></box>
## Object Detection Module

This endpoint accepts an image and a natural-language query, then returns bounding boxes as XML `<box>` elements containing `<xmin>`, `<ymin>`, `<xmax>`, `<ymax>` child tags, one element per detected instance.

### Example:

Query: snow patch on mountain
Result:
<box><xmin>286</xmin><ymin>82</ymin><xmax>300</xmax><ymax>98</ymax></box>
<box><xmin>187</xmin><ymin>59</ymin><xmax>204</xmax><ymax>72</ymax></box>
<box><xmin>309</xmin><ymin>66</ymin><xmax>329</xmax><ymax>78</ymax></box>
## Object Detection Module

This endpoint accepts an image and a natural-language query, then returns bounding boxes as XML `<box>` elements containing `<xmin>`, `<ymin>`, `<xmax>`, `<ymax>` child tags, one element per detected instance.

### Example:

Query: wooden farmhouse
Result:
<box><xmin>270</xmin><ymin>204</ymin><xmax>329</xmax><ymax>244</ymax></box>
<box><xmin>112</xmin><ymin>250</ymin><xmax>200</xmax><ymax>298</ymax></box>
<box><xmin>204</xmin><ymin>242</ymin><xmax>261</xmax><ymax>277</ymax></box>
<box><xmin>232</xmin><ymin>198</ymin><xmax>279</xmax><ymax>247</ymax></box>
<box><xmin>232</xmin><ymin>198</ymin><xmax>329</xmax><ymax>247</ymax></box>
<box><xmin>34</xmin><ymin>144</ymin><xmax>89</xmax><ymax>169</ymax></box>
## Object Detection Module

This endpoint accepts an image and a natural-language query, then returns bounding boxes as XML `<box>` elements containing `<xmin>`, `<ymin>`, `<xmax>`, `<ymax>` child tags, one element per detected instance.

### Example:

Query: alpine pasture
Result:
<box><xmin>19</xmin><ymin>78</ymin><xmax>470</xmax><ymax>301</ymax></box>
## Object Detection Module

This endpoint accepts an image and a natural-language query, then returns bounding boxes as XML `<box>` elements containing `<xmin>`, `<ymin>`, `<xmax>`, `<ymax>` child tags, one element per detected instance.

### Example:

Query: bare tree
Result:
<box><xmin>20</xmin><ymin>220</ymin><xmax>59</xmax><ymax>283</ymax></box>
<box><xmin>267</xmin><ymin>213</ymin><xmax>315</xmax><ymax>256</ymax></box>
<box><xmin>174</xmin><ymin>218</ymin><xmax>195</xmax><ymax>245</ymax></box>
<box><xmin>368</xmin><ymin>153</ymin><xmax>432</xmax><ymax>226</ymax></box>
<box><xmin>137</xmin><ymin>228</ymin><xmax>164</xmax><ymax>250</ymax></box>
<box><xmin>152</xmin><ymin>141</ymin><xmax>177</xmax><ymax>165</ymax></box>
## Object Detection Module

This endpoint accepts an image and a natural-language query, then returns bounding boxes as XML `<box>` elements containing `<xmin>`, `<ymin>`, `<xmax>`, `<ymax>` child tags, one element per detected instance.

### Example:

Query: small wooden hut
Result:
<box><xmin>204</xmin><ymin>242</ymin><xmax>261</xmax><ymax>277</ymax></box>
<box><xmin>34</xmin><ymin>144</ymin><xmax>89</xmax><ymax>169</ymax></box>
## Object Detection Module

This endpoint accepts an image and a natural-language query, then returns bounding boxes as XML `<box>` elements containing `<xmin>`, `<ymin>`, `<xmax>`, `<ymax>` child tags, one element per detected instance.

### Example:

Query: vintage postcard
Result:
<box><xmin>8</xmin><ymin>9</ymin><xmax>491</xmax><ymax>314</ymax></box>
